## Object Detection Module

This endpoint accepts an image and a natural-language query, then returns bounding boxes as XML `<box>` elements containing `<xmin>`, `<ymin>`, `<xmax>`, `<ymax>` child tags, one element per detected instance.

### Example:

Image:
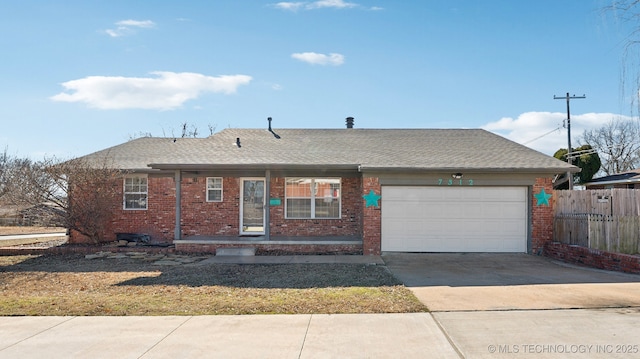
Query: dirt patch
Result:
<box><xmin>0</xmin><ymin>254</ymin><xmax>427</xmax><ymax>316</ymax></box>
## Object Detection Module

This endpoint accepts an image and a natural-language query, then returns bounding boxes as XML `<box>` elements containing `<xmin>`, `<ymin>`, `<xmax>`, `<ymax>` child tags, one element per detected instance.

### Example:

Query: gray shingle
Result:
<box><xmin>80</xmin><ymin>128</ymin><xmax>577</xmax><ymax>173</ymax></box>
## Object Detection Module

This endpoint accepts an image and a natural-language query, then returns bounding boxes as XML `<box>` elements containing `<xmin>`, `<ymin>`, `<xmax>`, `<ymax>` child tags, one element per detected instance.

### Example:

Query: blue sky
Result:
<box><xmin>0</xmin><ymin>0</ymin><xmax>635</xmax><ymax>159</ymax></box>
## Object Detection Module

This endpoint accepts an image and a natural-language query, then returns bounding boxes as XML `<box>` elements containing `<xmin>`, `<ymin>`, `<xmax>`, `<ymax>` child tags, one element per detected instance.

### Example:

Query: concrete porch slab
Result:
<box><xmin>215</xmin><ymin>247</ymin><xmax>256</xmax><ymax>256</ymax></box>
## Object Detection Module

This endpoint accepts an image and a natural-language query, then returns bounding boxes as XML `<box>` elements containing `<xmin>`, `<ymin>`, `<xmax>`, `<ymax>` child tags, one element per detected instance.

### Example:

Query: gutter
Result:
<box><xmin>356</xmin><ymin>165</ymin><xmax>581</xmax><ymax>174</ymax></box>
<box><xmin>583</xmin><ymin>178</ymin><xmax>640</xmax><ymax>187</ymax></box>
<box><xmin>147</xmin><ymin>163</ymin><xmax>361</xmax><ymax>171</ymax></box>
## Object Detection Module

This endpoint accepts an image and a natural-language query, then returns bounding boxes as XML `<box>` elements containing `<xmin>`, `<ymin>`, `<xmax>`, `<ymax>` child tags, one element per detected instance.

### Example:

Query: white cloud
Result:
<box><xmin>116</xmin><ymin>19</ymin><xmax>155</xmax><ymax>28</ymax></box>
<box><xmin>308</xmin><ymin>0</ymin><xmax>357</xmax><ymax>9</ymax></box>
<box><xmin>274</xmin><ymin>2</ymin><xmax>305</xmax><ymax>11</ymax></box>
<box><xmin>273</xmin><ymin>0</ymin><xmax>357</xmax><ymax>11</ymax></box>
<box><xmin>51</xmin><ymin>71</ymin><xmax>252</xmax><ymax>110</ymax></box>
<box><xmin>104</xmin><ymin>19</ymin><xmax>156</xmax><ymax>37</ymax></box>
<box><xmin>482</xmin><ymin>111</ymin><xmax>628</xmax><ymax>155</ymax></box>
<box><xmin>292</xmin><ymin>52</ymin><xmax>345</xmax><ymax>66</ymax></box>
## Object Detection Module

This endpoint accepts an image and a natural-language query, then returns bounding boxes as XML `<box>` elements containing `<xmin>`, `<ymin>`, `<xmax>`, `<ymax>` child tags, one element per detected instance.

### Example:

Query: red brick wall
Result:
<box><xmin>72</xmin><ymin>175</ymin><xmax>364</xmax><ymax>245</ymax></box>
<box><xmin>268</xmin><ymin>177</ymin><xmax>362</xmax><ymax>237</ymax></box>
<box><xmin>70</xmin><ymin>176</ymin><xmax>176</xmax><ymax>244</ymax></box>
<box><xmin>532</xmin><ymin>177</ymin><xmax>554</xmax><ymax>254</ymax></box>
<box><xmin>545</xmin><ymin>242</ymin><xmax>640</xmax><ymax>274</ymax></box>
<box><xmin>175</xmin><ymin>242</ymin><xmax>362</xmax><ymax>255</ymax></box>
<box><xmin>362</xmin><ymin>177</ymin><xmax>381</xmax><ymax>255</ymax></box>
<box><xmin>180</xmin><ymin>177</ymin><xmax>240</xmax><ymax>236</ymax></box>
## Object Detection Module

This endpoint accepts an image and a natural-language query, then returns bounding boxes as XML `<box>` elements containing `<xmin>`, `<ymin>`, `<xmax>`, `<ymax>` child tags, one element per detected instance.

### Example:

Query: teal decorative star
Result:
<box><xmin>363</xmin><ymin>189</ymin><xmax>381</xmax><ymax>208</ymax></box>
<box><xmin>534</xmin><ymin>188</ymin><xmax>552</xmax><ymax>206</ymax></box>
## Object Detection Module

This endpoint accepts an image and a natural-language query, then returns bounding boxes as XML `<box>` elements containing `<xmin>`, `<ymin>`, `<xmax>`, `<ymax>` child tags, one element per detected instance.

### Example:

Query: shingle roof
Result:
<box><xmin>80</xmin><ymin>128</ymin><xmax>578</xmax><ymax>174</ymax></box>
<box><xmin>585</xmin><ymin>169</ymin><xmax>640</xmax><ymax>185</ymax></box>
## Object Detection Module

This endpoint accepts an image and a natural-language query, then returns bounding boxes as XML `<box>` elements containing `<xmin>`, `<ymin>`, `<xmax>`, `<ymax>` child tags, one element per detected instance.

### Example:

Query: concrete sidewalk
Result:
<box><xmin>0</xmin><ymin>232</ymin><xmax>67</xmax><ymax>247</ymax></box>
<box><xmin>0</xmin><ymin>313</ymin><xmax>458</xmax><ymax>359</ymax></box>
<box><xmin>0</xmin><ymin>232</ymin><xmax>67</xmax><ymax>241</ymax></box>
<box><xmin>434</xmin><ymin>308</ymin><xmax>640</xmax><ymax>359</ymax></box>
<box><xmin>2</xmin><ymin>309</ymin><xmax>639</xmax><ymax>359</ymax></box>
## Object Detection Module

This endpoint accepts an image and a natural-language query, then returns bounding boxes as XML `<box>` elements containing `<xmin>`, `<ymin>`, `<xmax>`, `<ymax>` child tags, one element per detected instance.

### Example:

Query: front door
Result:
<box><xmin>240</xmin><ymin>178</ymin><xmax>265</xmax><ymax>235</ymax></box>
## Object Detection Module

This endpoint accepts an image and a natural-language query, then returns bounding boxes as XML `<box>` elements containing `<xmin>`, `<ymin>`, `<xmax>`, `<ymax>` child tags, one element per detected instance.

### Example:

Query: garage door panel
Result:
<box><xmin>382</xmin><ymin>186</ymin><xmax>527</xmax><ymax>253</ymax></box>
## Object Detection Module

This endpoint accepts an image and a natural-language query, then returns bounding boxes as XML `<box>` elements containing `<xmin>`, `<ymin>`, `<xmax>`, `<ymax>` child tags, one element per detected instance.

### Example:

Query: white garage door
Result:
<box><xmin>381</xmin><ymin>186</ymin><xmax>527</xmax><ymax>252</ymax></box>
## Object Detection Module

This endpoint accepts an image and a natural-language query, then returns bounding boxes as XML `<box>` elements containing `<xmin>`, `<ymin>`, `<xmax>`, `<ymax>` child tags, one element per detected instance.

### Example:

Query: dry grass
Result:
<box><xmin>0</xmin><ymin>254</ymin><xmax>427</xmax><ymax>316</ymax></box>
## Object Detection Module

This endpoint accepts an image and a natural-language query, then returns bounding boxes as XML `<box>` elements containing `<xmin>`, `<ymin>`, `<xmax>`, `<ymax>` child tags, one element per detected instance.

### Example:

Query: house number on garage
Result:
<box><xmin>438</xmin><ymin>179</ymin><xmax>474</xmax><ymax>186</ymax></box>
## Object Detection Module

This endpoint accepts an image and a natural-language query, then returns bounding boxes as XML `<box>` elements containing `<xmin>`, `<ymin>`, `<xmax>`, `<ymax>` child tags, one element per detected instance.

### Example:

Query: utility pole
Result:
<box><xmin>553</xmin><ymin>92</ymin><xmax>585</xmax><ymax>190</ymax></box>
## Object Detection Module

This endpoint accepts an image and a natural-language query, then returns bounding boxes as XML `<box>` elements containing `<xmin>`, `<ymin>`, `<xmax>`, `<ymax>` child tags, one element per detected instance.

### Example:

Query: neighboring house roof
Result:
<box><xmin>80</xmin><ymin>128</ymin><xmax>578</xmax><ymax>174</ymax></box>
<box><xmin>584</xmin><ymin>168</ymin><xmax>640</xmax><ymax>187</ymax></box>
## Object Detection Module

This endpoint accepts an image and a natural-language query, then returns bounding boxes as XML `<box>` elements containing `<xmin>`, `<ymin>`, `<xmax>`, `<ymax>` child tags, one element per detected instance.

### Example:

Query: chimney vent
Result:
<box><xmin>346</xmin><ymin>117</ymin><xmax>354</xmax><ymax>129</ymax></box>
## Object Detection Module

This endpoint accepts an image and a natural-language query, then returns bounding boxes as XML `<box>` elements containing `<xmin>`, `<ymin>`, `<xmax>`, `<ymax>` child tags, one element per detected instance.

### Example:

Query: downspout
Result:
<box><xmin>174</xmin><ymin>170</ymin><xmax>182</xmax><ymax>240</ymax></box>
<box><xmin>265</xmin><ymin>169</ymin><xmax>271</xmax><ymax>241</ymax></box>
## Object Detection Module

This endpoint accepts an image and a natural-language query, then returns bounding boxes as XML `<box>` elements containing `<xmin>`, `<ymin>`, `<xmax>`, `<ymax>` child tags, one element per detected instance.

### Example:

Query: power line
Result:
<box><xmin>521</xmin><ymin>126</ymin><xmax>563</xmax><ymax>145</ymax></box>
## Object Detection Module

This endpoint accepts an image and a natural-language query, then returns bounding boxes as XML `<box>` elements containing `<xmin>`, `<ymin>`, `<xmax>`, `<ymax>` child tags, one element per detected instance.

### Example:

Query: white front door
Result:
<box><xmin>240</xmin><ymin>178</ymin><xmax>265</xmax><ymax>235</ymax></box>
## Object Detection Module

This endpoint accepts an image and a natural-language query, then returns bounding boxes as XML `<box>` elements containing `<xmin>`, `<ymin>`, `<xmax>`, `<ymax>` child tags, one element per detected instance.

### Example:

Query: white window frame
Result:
<box><xmin>123</xmin><ymin>174</ymin><xmax>148</xmax><ymax>210</ymax></box>
<box><xmin>206</xmin><ymin>177</ymin><xmax>223</xmax><ymax>202</ymax></box>
<box><xmin>285</xmin><ymin>178</ymin><xmax>341</xmax><ymax>219</ymax></box>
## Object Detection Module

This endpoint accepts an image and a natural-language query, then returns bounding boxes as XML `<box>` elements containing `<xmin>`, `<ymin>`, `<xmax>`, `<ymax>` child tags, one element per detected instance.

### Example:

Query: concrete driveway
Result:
<box><xmin>382</xmin><ymin>253</ymin><xmax>640</xmax><ymax>311</ymax></box>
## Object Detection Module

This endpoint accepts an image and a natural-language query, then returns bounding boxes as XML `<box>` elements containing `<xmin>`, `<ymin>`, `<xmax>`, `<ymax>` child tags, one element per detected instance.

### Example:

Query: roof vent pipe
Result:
<box><xmin>267</xmin><ymin>117</ymin><xmax>281</xmax><ymax>139</ymax></box>
<box><xmin>346</xmin><ymin>117</ymin><xmax>354</xmax><ymax>129</ymax></box>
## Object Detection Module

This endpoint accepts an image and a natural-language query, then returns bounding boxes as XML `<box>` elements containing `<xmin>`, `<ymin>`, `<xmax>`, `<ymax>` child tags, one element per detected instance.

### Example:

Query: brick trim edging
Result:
<box><xmin>544</xmin><ymin>242</ymin><xmax>640</xmax><ymax>274</ymax></box>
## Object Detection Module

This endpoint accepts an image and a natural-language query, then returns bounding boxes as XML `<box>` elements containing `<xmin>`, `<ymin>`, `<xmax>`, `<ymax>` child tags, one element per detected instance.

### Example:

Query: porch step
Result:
<box><xmin>216</xmin><ymin>247</ymin><xmax>256</xmax><ymax>256</ymax></box>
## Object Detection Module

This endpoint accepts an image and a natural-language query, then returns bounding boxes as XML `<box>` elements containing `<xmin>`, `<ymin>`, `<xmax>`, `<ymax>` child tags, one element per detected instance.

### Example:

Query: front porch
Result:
<box><xmin>174</xmin><ymin>235</ymin><xmax>363</xmax><ymax>255</ymax></box>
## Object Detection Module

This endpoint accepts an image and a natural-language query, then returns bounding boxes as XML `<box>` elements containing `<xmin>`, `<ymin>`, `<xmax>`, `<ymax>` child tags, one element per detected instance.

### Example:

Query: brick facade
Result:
<box><xmin>544</xmin><ymin>242</ymin><xmax>640</xmax><ymax>274</ymax></box>
<box><xmin>70</xmin><ymin>176</ymin><xmax>176</xmax><ymax>244</ymax></box>
<box><xmin>71</xmin><ymin>173</ymin><xmax>558</xmax><ymax>257</ymax></box>
<box><xmin>268</xmin><ymin>177</ymin><xmax>362</xmax><ymax>237</ymax></box>
<box><xmin>71</xmin><ymin>175</ymin><xmax>365</xmax><ymax>245</ymax></box>
<box><xmin>180</xmin><ymin>177</ymin><xmax>240</xmax><ymax>237</ymax></box>
<box><xmin>362</xmin><ymin>177</ymin><xmax>381</xmax><ymax>255</ymax></box>
<box><xmin>532</xmin><ymin>177</ymin><xmax>554</xmax><ymax>254</ymax></box>
<box><xmin>176</xmin><ymin>243</ymin><xmax>362</xmax><ymax>255</ymax></box>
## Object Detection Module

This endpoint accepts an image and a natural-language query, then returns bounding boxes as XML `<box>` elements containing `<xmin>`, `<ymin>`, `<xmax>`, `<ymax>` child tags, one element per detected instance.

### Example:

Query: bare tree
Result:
<box><xmin>180</xmin><ymin>121</ymin><xmax>199</xmax><ymax>138</ymax></box>
<box><xmin>208</xmin><ymin>123</ymin><xmax>217</xmax><ymax>136</ymax></box>
<box><xmin>581</xmin><ymin>118</ymin><xmax>640</xmax><ymax>175</ymax></box>
<box><xmin>606</xmin><ymin>1</ymin><xmax>640</xmax><ymax>114</ymax></box>
<box><xmin>144</xmin><ymin>122</ymin><xmax>217</xmax><ymax>139</ymax></box>
<box><xmin>0</xmin><ymin>147</ymin><xmax>9</xmax><ymax>199</ymax></box>
<box><xmin>128</xmin><ymin>131</ymin><xmax>153</xmax><ymax>141</ymax></box>
<box><xmin>3</xmin><ymin>156</ymin><xmax>126</xmax><ymax>242</ymax></box>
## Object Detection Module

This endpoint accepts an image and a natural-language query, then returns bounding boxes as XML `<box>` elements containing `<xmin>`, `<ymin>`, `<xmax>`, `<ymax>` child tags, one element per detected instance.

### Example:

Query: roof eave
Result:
<box><xmin>147</xmin><ymin>163</ymin><xmax>361</xmax><ymax>171</ymax></box>
<box><xmin>357</xmin><ymin>166</ymin><xmax>580</xmax><ymax>174</ymax></box>
<box><xmin>584</xmin><ymin>178</ymin><xmax>640</xmax><ymax>186</ymax></box>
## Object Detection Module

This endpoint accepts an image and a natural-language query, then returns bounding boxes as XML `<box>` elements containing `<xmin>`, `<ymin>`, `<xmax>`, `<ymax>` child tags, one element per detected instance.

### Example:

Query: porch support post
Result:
<box><xmin>174</xmin><ymin>170</ymin><xmax>182</xmax><ymax>240</ymax></box>
<box><xmin>265</xmin><ymin>169</ymin><xmax>271</xmax><ymax>241</ymax></box>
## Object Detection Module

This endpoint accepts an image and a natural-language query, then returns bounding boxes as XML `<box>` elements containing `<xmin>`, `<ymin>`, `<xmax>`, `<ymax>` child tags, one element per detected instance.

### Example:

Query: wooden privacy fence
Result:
<box><xmin>554</xmin><ymin>214</ymin><xmax>640</xmax><ymax>254</ymax></box>
<box><xmin>554</xmin><ymin>189</ymin><xmax>640</xmax><ymax>216</ymax></box>
<box><xmin>554</xmin><ymin>189</ymin><xmax>640</xmax><ymax>255</ymax></box>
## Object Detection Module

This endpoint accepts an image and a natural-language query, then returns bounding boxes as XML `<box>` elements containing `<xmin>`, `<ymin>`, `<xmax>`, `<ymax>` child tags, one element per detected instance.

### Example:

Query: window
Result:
<box><xmin>207</xmin><ymin>177</ymin><xmax>223</xmax><ymax>202</ymax></box>
<box><xmin>124</xmin><ymin>175</ymin><xmax>147</xmax><ymax>210</ymax></box>
<box><xmin>285</xmin><ymin>178</ymin><xmax>340</xmax><ymax>219</ymax></box>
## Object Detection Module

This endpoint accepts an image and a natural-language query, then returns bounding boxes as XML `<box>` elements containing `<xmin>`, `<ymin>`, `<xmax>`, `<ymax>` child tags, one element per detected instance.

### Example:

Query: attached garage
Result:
<box><xmin>381</xmin><ymin>186</ymin><xmax>527</xmax><ymax>253</ymax></box>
